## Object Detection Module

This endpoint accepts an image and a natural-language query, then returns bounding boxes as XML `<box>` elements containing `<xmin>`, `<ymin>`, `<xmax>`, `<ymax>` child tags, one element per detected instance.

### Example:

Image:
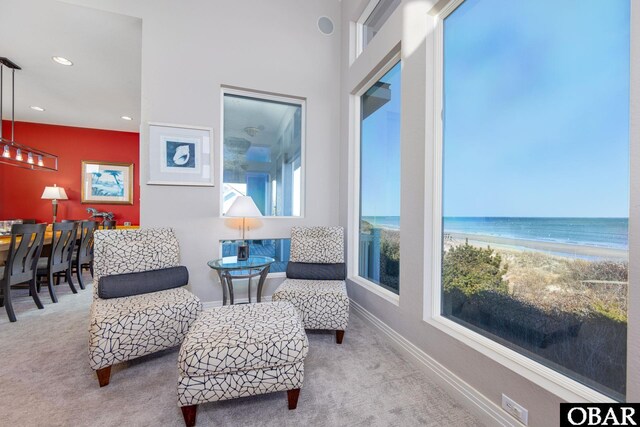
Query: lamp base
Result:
<box><xmin>237</xmin><ymin>244</ymin><xmax>249</xmax><ymax>261</ymax></box>
<box><xmin>52</xmin><ymin>199</ymin><xmax>58</xmax><ymax>223</ymax></box>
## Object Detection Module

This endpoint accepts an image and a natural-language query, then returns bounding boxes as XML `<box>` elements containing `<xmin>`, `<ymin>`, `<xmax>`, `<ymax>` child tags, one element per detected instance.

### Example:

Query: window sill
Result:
<box><xmin>218</xmin><ymin>215</ymin><xmax>305</xmax><ymax>219</ymax></box>
<box><xmin>348</xmin><ymin>275</ymin><xmax>400</xmax><ymax>306</ymax></box>
<box><xmin>425</xmin><ymin>314</ymin><xmax>617</xmax><ymax>403</ymax></box>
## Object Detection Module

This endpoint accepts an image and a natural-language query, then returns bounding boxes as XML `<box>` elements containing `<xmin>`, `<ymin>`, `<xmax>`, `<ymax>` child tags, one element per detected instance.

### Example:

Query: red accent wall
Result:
<box><xmin>0</xmin><ymin>121</ymin><xmax>140</xmax><ymax>224</ymax></box>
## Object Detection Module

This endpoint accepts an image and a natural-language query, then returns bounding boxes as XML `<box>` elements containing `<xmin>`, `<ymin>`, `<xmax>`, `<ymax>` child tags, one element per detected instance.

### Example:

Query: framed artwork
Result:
<box><xmin>148</xmin><ymin>123</ymin><xmax>215</xmax><ymax>186</ymax></box>
<box><xmin>81</xmin><ymin>161</ymin><xmax>134</xmax><ymax>205</ymax></box>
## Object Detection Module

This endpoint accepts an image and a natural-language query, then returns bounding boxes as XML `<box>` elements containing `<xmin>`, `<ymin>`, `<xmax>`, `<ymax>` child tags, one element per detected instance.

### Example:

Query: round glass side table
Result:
<box><xmin>207</xmin><ymin>256</ymin><xmax>275</xmax><ymax>305</ymax></box>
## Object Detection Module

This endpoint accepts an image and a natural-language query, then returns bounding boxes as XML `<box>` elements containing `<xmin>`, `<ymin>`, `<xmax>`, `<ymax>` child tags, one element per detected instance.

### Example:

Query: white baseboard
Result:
<box><xmin>202</xmin><ymin>295</ymin><xmax>272</xmax><ymax>309</ymax></box>
<box><xmin>350</xmin><ymin>300</ymin><xmax>518</xmax><ymax>427</ymax></box>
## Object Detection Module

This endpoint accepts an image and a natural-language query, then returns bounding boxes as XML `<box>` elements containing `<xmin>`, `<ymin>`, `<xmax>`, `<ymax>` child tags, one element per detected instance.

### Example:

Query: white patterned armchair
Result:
<box><xmin>272</xmin><ymin>226</ymin><xmax>349</xmax><ymax>344</ymax></box>
<box><xmin>89</xmin><ymin>228</ymin><xmax>202</xmax><ymax>387</ymax></box>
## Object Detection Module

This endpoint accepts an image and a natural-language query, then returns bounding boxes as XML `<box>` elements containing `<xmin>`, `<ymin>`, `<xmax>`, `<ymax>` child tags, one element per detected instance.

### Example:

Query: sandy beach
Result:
<box><xmin>447</xmin><ymin>232</ymin><xmax>627</xmax><ymax>261</ymax></box>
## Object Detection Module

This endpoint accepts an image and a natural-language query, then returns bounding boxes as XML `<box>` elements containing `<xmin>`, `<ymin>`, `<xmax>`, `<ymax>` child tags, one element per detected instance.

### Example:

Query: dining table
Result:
<box><xmin>0</xmin><ymin>224</ymin><xmax>139</xmax><ymax>266</ymax></box>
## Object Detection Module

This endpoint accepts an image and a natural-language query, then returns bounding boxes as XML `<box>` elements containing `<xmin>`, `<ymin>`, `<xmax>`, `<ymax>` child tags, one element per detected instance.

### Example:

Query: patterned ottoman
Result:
<box><xmin>177</xmin><ymin>302</ymin><xmax>309</xmax><ymax>427</ymax></box>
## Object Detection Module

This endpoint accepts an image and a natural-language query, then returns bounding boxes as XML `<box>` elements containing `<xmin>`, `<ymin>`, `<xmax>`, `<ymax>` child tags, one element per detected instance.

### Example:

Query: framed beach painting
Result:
<box><xmin>148</xmin><ymin>123</ymin><xmax>214</xmax><ymax>186</ymax></box>
<box><xmin>81</xmin><ymin>161</ymin><xmax>134</xmax><ymax>205</ymax></box>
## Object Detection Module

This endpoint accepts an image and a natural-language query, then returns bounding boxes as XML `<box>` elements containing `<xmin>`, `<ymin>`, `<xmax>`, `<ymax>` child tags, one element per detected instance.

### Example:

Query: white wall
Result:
<box><xmin>58</xmin><ymin>0</ymin><xmax>640</xmax><ymax>423</ymax></box>
<box><xmin>62</xmin><ymin>0</ymin><xmax>343</xmax><ymax>302</ymax></box>
<box><xmin>340</xmin><ymin>1</ymin><xmax>640</xmax><ymax>426</ymax></box>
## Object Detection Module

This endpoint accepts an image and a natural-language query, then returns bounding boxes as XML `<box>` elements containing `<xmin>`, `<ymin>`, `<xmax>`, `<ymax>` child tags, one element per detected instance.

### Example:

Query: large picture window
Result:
<box><xmin>222</xmin><ymin>91</ymin><xmax>304</xmax><ymax>217</ymax></box>
<box><xmin>359</xmin><ymin>61</ymin><xmax>401</xmax><ymax>294</ymax></box>
<box><xmin>440</xmin><ymin>0</ymin><xmax>630</xmax><ymax>400</ymax></box>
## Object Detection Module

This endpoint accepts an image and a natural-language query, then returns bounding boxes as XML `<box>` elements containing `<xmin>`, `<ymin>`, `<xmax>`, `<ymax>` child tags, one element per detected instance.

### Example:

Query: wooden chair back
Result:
<box><xmin>78</xmin><ymin>220</ymin><xmax>97</xmax><ymax>266</ymax></box>
<box><xmin>3</xmin><ymin>223</ymin><xmax>46</xmax><ymax>286</ymax></box>
<box><xmin>48</xmin><ymin>222</ymin><xmax>78</xmax><ymax>275</ymax></box>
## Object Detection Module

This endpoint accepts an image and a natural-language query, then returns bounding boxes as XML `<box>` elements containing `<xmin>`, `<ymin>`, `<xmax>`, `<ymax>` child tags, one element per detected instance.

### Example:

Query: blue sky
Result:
<box><xmin>361</xmin><ymin>62</ymin><xmax>402</xmax><ymax>217</ymax></box>
<box><xmin>442</xmin><ymin>0</ymin><xmax>630</xmax><ymax>218</ymax></box>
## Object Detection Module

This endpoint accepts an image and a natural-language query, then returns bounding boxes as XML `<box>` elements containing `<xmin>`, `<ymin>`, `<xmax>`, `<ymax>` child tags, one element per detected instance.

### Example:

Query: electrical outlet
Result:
<box><xmin>502</xmin><ymin>394</ymin><xmax>528</xmax><ymax>425</ymax></box>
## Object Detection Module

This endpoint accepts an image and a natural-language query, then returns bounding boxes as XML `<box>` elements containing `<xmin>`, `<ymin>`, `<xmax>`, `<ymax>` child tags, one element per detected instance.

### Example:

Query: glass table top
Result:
<box><xmin>207</xmin><ymin>256</ymin><xmax>275</xmax><ymax>271</ymax></box>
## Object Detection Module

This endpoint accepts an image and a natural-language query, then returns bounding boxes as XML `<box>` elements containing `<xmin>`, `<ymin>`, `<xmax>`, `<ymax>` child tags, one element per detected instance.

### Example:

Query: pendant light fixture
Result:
<box><xmin>0</xmin><ymin>57</ymin><xmax>58</xmax><ymax>171</ymax></box>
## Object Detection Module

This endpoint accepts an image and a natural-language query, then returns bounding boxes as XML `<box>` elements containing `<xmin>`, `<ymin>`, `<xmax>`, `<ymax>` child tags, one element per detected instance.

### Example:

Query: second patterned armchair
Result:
<box><xmin>272</xmin><ymin>226</ymin><xmax>349</xmax><ymax>344</ymax></box>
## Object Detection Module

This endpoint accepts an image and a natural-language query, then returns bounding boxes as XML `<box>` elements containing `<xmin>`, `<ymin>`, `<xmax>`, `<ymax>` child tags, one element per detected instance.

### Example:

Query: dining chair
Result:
<box><xmin>36</xmin><ymin>221</ymin><xmax>79</xmax><ymax>303</ymax></box>
<box><xmin>74</xmin><ymin>220</ymin><xmax>96</xmax><ymax>290</ymax></box>
<box><xmin>0</xmin><ymin>223</ymin><xmax>47</xmax><ymax>322</ymax></box>
<box><xmin>102</xmin><ymin>220</ymin><xmax>116</xmax><ymax>230</ymax></box>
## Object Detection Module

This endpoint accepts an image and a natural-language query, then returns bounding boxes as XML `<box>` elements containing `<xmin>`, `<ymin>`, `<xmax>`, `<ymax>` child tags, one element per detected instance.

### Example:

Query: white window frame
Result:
<box><xmin>220</xmin><ymin>86</ymin><xmax>306</xmax><ymax>219</ymax></box>
<box><xmin>348</xmin><ymin>53</ymin><xmax>402</xmax><ymax>306</ymax></box>
<box><xmin>426</xmin><ymin>0</ymin><xmax>621</xmax><ymax>403</ymax></box>
<box><xmin>355</xmin><ymin>0</ymin><xmax>384</xmax><ymax>57</ymax></box>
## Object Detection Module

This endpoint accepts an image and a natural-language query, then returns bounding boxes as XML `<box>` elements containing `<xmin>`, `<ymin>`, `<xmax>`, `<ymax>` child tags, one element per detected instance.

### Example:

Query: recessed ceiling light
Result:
<box><xmin>121</xmin><ymin>116</ymin><xmax>133</xmax><ymax>121</ymax></box>
<box><xmin>52</xmin><ymin>56</ymin><xmax>73</xmax><ymax>66</ymax></box>
<box><xmin>30</xmin><ymin>106</ymin><xmax>45</xmax><ymax>112</ymax></box>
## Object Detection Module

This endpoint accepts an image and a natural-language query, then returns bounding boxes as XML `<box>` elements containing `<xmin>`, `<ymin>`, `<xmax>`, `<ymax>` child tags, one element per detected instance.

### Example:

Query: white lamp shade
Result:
<box><xmin>41</xmin><ymin>185</ymin><xmax>68</xmax><ymax>200</ymax></box>
<box><xmin>225</xmin><ymin>196</ymin><xmax>262</xmax><ymax>217</ymax></box>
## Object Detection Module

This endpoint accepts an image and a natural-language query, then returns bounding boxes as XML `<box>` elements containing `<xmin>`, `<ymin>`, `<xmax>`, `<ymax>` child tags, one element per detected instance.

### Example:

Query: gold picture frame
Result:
<box><xmin>81</xmin><ymin>161</ymin><xmax>134</xmax><ymax>205</ymax></box>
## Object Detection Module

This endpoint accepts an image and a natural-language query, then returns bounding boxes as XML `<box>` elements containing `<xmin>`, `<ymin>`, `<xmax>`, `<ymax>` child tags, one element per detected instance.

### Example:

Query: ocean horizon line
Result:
<box><xmin>362</xmin><ymin>215</ymin><xmax>629</xmax><ymax>219</ymax></box>
<box><xmin>361</xmin><ymin>216</ymin><xmax>628</xmax><ymax>250</ymax></box>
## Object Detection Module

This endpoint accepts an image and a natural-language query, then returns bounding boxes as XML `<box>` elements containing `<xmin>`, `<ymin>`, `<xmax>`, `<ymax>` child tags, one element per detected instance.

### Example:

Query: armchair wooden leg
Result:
<box><xmin>287</xmin><ymin>388</ymin><xmax>300</xmax><ymax>410</ymax></box>
<box><xmin>336</xmin><ymin>330</ymin><xmax>345</xmax><ymax>344</ymax></box>
<box><xmin>96</xmin><ymin>366</ymin><xmax>111</xmax><ymax>387</ymax></box>
<box><xmin>181</xmin><ymin>405</ymin><xmax>198</xmax><ymax>427</ymax></box>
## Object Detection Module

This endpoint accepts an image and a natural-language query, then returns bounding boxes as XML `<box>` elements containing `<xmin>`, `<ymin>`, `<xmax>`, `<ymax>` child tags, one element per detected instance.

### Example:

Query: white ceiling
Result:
<box><xmin>223</xmin><ymin>94</ymin><xmax>298</xmax><ymax>147</ymax></box>
<box><xmin>0</xmin><ymin>0</ymin><xmax>141</xmax><ymax>132</ymax></box>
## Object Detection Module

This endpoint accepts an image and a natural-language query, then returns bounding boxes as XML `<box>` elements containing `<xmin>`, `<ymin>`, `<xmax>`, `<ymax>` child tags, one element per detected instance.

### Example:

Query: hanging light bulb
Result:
<box><xmin>2</xmin><ymin>145</ymin><xmax>10</xmax><ymax>158</ymax></box>
<box><xmin>27</xmin><ymin>152</ymin><xmax>34</xmax><ymax>164</ymax></box>
<box><xmin>37</xmin><ymin>155</ymin><xmax>44</xmax><ymax>166</ymax></box>
<box><xmin>15</xmin><ymin>149</ymin><xmax>23</xmax><ymax>161</ymax></box>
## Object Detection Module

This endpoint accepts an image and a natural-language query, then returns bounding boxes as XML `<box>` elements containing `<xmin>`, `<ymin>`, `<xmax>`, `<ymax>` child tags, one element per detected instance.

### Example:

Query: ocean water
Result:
<box><xmin>362</xmin><ymin>216</ymin><xmax>629</xmax><ymax>250</ymax></box>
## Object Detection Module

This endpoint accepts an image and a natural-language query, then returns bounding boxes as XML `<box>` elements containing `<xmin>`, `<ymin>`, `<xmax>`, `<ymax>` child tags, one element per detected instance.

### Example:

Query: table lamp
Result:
<box><xmin>225</xmin><ymin>195</ymin><xmax>262</xmax><ymax>260</ymax></box>
<box><xmin>41</xmin><ymin>184</ymin><xmax>68</xmax><ymax>223</ymax></box>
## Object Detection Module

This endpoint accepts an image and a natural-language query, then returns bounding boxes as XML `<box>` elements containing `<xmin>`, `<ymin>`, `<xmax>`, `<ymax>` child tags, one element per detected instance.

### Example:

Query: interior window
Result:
<box><xmin>223</xmin><ymin>92</ymin><xmax>303</xmax><ymax>216</ymax></box>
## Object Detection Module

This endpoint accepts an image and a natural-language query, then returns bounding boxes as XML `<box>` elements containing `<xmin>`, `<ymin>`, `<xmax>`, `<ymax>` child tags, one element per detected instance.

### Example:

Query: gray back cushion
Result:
<box><xmin>98</xmin><ymin>266</ymin><xmax>189</xmax><ymax>299</ymax></box>
<box><xmin>286</xmin><ymin>262</ymin><xmax>346</xmax><ymax>281</ymax></box>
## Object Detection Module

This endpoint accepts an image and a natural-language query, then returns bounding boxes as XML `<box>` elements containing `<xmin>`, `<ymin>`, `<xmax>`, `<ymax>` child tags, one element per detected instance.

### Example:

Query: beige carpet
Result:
<box><xmin>0</xmin><ymin>278</ymin><xmax>484</xmax><ymax>427</ymax></box>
